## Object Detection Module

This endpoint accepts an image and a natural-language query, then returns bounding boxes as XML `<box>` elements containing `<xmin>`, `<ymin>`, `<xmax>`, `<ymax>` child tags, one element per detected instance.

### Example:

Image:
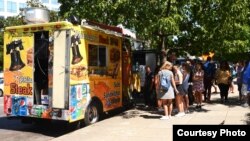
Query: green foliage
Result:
<box><xmin>58</xmin><ymin>0</ymin><xmax>250</xmax><ymax>61</ymax></box>
<box><xmin>185</xmin><ymin>0</ymin><xmax>250</xmax><ymax>59</ymax></box>
<box><xmin>1</xmin><ymin>0</ymin><xmax>248</xmax><ymax>63</ymax></box>
<box><xmin>26</xmin><ymin>0</ymin><xmax>47</xmax><ymax>8</ymax></box>
<box><xmin>58</xmin><ymin>0</ymin><xmax>186</xmax><ymax>63</ymax></box>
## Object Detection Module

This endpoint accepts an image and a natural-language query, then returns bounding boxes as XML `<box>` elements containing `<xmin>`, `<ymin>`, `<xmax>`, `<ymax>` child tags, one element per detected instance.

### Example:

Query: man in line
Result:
<box><xmin>203</xmin><ymin>57</ymin><xmax>216</xmax><ymax>102</ymax></box>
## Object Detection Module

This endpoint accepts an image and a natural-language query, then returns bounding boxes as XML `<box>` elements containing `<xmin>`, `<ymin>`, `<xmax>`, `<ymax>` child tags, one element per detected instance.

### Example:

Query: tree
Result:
<box><xmin>59</xmin><ymin>0</ymin><xmax>186</xmax><ymax>64</ymax></box>
<box><xmin>57</xmin><ymin>0</ymin><xmax>250</xmax><ymax>61</ymax></box>
<box><xmin>182</xmin><ymin>0</ymin><xmax>250</xmax><ymax>61</ymax></box>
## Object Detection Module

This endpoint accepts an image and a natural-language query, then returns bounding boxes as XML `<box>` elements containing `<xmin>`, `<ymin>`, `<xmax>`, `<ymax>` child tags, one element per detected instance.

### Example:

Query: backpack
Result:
<box><xmin>160</xmin><ymin>70</ymin><xmax>171</xmax><ymax>92</ymax></box>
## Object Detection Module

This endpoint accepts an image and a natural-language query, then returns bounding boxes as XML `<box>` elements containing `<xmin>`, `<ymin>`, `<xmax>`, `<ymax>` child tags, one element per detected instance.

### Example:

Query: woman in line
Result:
<box><xmin>158</xmin><ymin>61</ymin><xmax>179</xmax><ymax>120</ymax></box>
<box><xmin>181</xmin><ymin>63</ymin><xmax>191</xmax><ymax>113</ymax></box>
<box><xmin>235</xmin><ymin>61</ymin><xmax>245</xmax><ymax>102</ymax></box>
<box><xmin>173</xmin><ymin>65</ymin><xmax>185</xmax><ymax>117</ymax></box>
<box><xmin>154</xmin><ymin>65</ymin><xmax>163</xmax><ymax>111</ymax></box>
<box><xmin>192</xmin><ymin>62</ymin><xmax>204</xmax><ymax>109</ymax></box>
<box><xmin>215</xmin><ymin>61</ymin><xmax>231</xmax><ymax>103</ymax></box>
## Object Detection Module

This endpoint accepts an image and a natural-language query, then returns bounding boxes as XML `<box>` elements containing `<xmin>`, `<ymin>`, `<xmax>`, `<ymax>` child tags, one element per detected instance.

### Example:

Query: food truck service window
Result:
<box><xmin>88</xmin><ymin>44</ymin><xmax>107</xmax><ymax>67</ymax></box>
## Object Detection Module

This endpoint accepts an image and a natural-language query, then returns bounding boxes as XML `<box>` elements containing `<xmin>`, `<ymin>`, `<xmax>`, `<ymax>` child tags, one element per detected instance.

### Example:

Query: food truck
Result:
<box><xmin>3</xmin><ymin>8</ymin><xmax>134</xmax><ymax>126</ymax></box>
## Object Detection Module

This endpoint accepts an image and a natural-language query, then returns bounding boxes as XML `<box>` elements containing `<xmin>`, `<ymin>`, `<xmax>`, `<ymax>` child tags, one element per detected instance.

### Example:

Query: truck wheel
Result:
<box><xmin>84</xmin><ymin>102</ymin><xmax>99</xmax><ymax>126</ymax></box>
<box><xmin>0</xmin><ymin>90</ymin><xmax>3</xmax><ymax>97</ymax></box>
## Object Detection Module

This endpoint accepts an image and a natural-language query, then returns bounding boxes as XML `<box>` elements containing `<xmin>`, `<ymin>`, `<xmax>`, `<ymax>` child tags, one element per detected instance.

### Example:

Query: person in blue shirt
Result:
<box><xmin>203</xmin><ymin>57</ymin><xmax>216</xmax><ymax>102</ymax></box>
<box><xmin>241</xmin><ymin>60</ymin><xmax>250</xmax><ymax>107</ymax></box>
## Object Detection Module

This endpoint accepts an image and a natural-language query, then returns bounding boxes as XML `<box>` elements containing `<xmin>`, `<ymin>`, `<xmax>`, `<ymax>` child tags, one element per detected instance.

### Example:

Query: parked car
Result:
<box><xmin>0</xmin><ymin>78</ymin><xmax>3</xmax><ymax>97</ymax></box>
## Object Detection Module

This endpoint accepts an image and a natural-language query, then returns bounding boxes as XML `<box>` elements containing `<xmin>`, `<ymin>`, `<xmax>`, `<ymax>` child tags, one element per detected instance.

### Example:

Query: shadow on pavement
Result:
<box><xmin>119</xmin><ymin>110</ymin><xmax>141</xmax><ymax>119</ymax></box>
<box><xmin>120</xmin><ymin>93</ymin><xmax>249</xmax><ymax>120</ymax></box>
<box><xmin>0</xmin><ymin>116</ymin><xmax>81</xmax><ymax>137</ymax></box>
<box><xmin>206</xmin><ymin>94</ymin><xmax>244</xmax><ymax>107</ymax></box>
<box><xmin>139</xmin><ymin>115</ymin><xmax>162</xmax><ymax>119</ymax></box>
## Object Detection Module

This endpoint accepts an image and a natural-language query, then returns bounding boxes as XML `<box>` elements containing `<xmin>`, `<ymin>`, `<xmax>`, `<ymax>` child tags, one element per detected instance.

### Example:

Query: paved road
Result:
<box><xmin>51</xmin><ymin>88</ymin><xmax>250</xmax><ymax>141</ymax></box>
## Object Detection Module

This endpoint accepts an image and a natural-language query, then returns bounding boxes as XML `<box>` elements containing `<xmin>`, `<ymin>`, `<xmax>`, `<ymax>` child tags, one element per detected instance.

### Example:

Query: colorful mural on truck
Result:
<box><xmin>3</xmin><ymin>20</ymin><xmax>131</xmax><ymax>124</ymax></box>
<box><xmin>3</xmin><ymin>23</ymin><xmax>90</xmax><ymax>122</ymax></box>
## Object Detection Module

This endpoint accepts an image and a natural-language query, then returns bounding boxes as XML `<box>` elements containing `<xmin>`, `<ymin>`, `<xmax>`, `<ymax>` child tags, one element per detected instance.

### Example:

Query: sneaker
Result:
<box><xmin>172</xmin><ymin>108</ymin><xmax>178</xmax><ymax>114</ymax></box>
<box><xmin>158</xmin><ymin>108</ymin><xmax>164</xmax><ymax>112</ymax></box>
<box><xmin>175</xmin><ymin>112</ymin><xmax>185</xmax><ymax>117</ymax></box>
<box><xmin>185</xmin><ymin>110</ymin><xmax>190</xmax><ymax>114</ymax></box>
<box><xmin>160</xmin><ymin>116</ymin><xmax>170</xmax><ymax>120</ymax></box>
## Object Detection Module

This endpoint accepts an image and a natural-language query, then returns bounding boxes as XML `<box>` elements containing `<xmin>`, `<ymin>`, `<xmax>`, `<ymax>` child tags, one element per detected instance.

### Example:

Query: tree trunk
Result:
<box><xmin>159</xmin><ymin>36</ymin><xmax>167</xmax><ymax>65</ymax></box>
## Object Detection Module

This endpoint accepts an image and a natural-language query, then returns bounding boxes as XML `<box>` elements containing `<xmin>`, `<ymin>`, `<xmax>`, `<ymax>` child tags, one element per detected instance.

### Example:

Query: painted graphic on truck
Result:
<box><xmin>3</xmin><ymin>22</ymin><xmax>130</xmax><ymax>125</ymax></box>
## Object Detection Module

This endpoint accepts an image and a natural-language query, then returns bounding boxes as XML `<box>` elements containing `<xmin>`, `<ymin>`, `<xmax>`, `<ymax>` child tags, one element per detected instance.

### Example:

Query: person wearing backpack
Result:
<box><xmin>158</xmin><ymin>61</ymin><xmax>179</xmax><ymax>120</ymax></box>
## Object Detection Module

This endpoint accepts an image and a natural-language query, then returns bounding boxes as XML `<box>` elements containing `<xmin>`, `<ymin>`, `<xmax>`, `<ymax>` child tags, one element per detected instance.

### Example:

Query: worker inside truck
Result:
<box><xmin>33</xmin><ymin>31</ymin><xmax>49</xmax><ymax>104</ymax></box>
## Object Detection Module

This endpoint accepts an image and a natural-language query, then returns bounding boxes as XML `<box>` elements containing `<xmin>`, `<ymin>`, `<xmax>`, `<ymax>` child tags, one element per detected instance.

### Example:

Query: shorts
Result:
<box><xmin>241</xmin><ymin>84</ymin><xmax>250</xmax><ymax>96</ymax></box>
<box><xmin>176</xmin><ymin>85</ymin><xmax>187</xmax><ymax>96</ymax></box>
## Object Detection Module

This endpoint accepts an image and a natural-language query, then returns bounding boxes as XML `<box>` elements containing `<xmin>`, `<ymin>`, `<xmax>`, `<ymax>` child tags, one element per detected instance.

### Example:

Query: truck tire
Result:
<box><xmin>84</xmin><ymin>102</ymin><xmax>100</xmax><ymax>126</ymax></box>
<box><xmin>0</xmin><ymin>89</ymin><xmax>3</xmax><ymax>97</ymax></box>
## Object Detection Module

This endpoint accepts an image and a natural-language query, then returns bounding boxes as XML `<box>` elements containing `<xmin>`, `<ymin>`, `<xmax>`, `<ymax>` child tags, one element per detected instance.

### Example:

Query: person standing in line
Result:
<box><xmin>143</xmin><ymin>66</ymin><xmax>154</xmax><ymax>108</ymax></box>
<box><xmin>186</xmin><ymin>60</ymin><xmax>195</xmax><ymax>105</ymax></box>
<box><xmin>215</xmin><ymin>61</ymin><xmax>231</xmax><ymax>104</ymax></box>
<box><xmin>154</xmin><ymin>65</ymin><xmax>163</xmax><ymax>111</ymax></box>
<box><xmin>203</xmin><ymin>56</ymin><xmax>216</xmax><ymax>102</ymax></box>
<box><xmin>192</xmin><ymin>62</ymin><xmax>204</xmax><ymax>109</ymax></box>
<box><xmin>229</xmin><ymin>64</ymin><xmax>236</xmax><ymax>93</ymax></box>
<box><xmin>212</xmin><ymin>62</ymin><xmax>219</xmax><ymax>94</ymax></box>
<box><xmin>180</xmin><ymin>63</ymin><xmax>191</xmax><ymax>113</ymax></box>
<box><xmin>173</xmin><ymin>65</ymin><xmax>185</xmax><ymax>117</ymax></box>
<box><xmin>158</xmin><ymin>61</ymin><xmax>179</xmax><ymax>120</ymax></box>
<box><xmin>236</xmin><ymin>61</ymin><xmax>245</xmax><ymax>102</ymax></box>
<box><xmin>241</xmin><ymin>60</ymin><xmax>250</xmax><ymax>107</ymax></box>
<box><xmin>212</xmin><ymin>81</ymin><xmax>218</xmax><ymax>93</ymax></box>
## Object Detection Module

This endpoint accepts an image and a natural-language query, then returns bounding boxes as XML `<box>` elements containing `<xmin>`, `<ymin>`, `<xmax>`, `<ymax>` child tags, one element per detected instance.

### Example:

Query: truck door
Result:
<box><xmin>52</xmin><ymin>30</ymin><xmax>70</xmax><ymax>109</ymax></box>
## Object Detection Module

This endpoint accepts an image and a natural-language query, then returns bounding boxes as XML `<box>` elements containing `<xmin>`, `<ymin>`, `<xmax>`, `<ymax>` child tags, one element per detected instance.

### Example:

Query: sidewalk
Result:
<box><xmin>52</xmin><ymin>89</ymin><xmax>250</xmax><ymax>141</ymax></box>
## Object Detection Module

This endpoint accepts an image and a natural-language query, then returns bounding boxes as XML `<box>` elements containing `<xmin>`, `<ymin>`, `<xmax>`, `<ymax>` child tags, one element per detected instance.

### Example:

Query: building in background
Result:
<box><xmin>0</xmin><ymin>0</ymin><xmax>60</xmax><ymax>18</ymax></box>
